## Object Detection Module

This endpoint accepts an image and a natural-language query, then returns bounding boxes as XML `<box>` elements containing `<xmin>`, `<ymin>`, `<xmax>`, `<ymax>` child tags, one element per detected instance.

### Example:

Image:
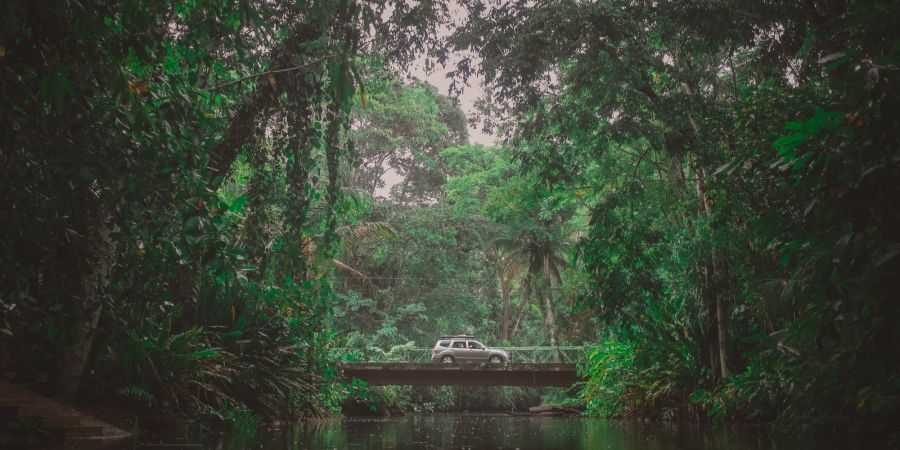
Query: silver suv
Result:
<box><xmin>430</xmin><ymin>335</ymin><xmax>509</xmax><ymax>364</ymax></box>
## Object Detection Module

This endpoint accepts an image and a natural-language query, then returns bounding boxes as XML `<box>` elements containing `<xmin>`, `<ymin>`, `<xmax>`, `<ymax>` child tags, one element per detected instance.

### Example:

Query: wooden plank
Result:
<box><xmin>38</xmin><ymin>416</ymin><xmax>83</xmax><ymax>426</ymax></box>
<box><xmin>0</xmin><ymin>405</ymin><xmax>21</xmax><ymax>415</ymax></box>
<box><xmin>0</xmin><ymin>379</ymin><xmax>131</xmax><ymax>443</ymax></box>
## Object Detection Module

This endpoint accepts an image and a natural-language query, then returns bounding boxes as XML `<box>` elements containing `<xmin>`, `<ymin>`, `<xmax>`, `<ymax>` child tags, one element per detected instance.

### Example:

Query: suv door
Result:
<box><xmin>451</xmin><ymin>340</ymin><xmax>470</xmax><ymax>361</ymax></box>
<box><xmin>467</xmin><ymin>340</ymin><xmax>489</xmax><ymax>361</ymax></box>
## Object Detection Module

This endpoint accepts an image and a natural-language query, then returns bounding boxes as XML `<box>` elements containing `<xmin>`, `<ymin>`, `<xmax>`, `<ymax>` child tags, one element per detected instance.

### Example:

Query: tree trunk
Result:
<box><xmin>713</xmin><ymin>256</ymin><xmax>730</xmax><ymax>378</ymax></box>
<box><xmin>56</xmin><ymin>211</ymin><xmax>115</xmax><ymax>402</ymax></box>
<box><xmin>702</xmin><ymin>262</ymin><xmax>721</xmax><ymax>383</ymax></box>
<box><xmin>678</xmin><ymin>52</ymin><xmax>731</xmax><ymax>379</ymax></box>
<box><xmin>172</xmin><ymin>22</ymin><xmax>327</xmax><ymax>330</ymax></box>
<box><xmin>205</xmin><ymin>21</ymin><xmax>322</xmax><ymax>190</ymax></box>
<box><xmin>542</xmin><ymin>286</ymin><xmax>559</xmax><ymax>347</ymax></box>
<box><xmin>510</xmin><ymin>277</ymin><xmax>532</xmax><ymax>340</ymax></box>
<box><xmin>500</xmin><ymin>274</ymin><xmax>511</xmax><ymax>341</ymax></box>
<box><xmin>172</xmin><ymin>255</ymin><xmax>200</xmax><ymax>329</ymax></box>
<box><xmin>692</xmin><ymin>160</ymin><xmax>730</xmax><ymax>378</ymax></box>
<box><xmin>542</xmin><ymin>255</ymin><xmax>558</xmax><ymax>347</ymax></box>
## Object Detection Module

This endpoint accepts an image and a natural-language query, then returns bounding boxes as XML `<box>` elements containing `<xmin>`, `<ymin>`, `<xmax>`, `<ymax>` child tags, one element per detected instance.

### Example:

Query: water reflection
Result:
<box><xmin>211</xmin><ymin>415</ymin><xmax>781</xmax><ymax>450</ymax></box>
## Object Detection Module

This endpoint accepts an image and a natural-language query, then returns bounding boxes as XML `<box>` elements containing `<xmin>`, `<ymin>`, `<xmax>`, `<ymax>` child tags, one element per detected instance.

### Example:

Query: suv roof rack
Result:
<box><xmin>440</xmin><ymin>334</ymin><xmax>475</xmax><ymax>339</ymax></box>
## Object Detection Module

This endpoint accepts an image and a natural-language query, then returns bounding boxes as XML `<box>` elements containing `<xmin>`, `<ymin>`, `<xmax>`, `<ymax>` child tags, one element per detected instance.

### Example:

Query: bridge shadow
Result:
<box><xmin>337</xmin><ymin>362</ymin><xmax>582</xmax><ymax>387</ymax></box>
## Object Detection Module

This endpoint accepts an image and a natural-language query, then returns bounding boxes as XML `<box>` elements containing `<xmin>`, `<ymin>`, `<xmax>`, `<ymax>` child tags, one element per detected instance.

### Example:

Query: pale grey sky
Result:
<box><xmin>406</xmin><ymin>55</ymin><xmax>495</xmax><ymax>146</ymax></box>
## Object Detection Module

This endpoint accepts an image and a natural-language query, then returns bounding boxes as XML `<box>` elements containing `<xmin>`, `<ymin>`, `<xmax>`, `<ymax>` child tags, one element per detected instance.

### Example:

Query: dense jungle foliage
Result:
<box><xmin>1</xmin><ymin>0</ymin><xmax>898</xmax><ymax>446</ymax></box>
<box><xmin>444</xmin><ymin>0</ymin><xmax>900</xmax><ymax>442</ymax></box>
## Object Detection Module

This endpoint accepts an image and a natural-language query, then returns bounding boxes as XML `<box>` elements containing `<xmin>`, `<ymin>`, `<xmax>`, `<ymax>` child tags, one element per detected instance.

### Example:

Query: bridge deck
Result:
<box><xmin>338</xmin><ymin>362</ymin><xmax>582</xmax><ymax>387</ymax></box>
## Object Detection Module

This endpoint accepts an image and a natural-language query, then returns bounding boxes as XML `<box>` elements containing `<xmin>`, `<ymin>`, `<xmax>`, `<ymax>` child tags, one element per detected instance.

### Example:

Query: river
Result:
<box><xmin>136</xmin><ymin>414</ymin><xmax>808</xmax><ymax>450</ymax></box>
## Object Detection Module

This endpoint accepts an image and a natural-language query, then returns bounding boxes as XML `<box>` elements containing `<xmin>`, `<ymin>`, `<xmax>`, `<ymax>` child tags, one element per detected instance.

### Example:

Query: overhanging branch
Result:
<box><xmin>208</xmin><ymin>54</ymin><xmax>339</xmax><ymax>91</ymax></box>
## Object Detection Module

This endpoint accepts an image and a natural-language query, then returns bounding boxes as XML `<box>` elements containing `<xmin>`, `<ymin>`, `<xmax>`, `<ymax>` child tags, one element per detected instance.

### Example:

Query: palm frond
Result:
<box><xmin>332</xmin><ymin>258</ymin><xmax>376</xmax><ymax>287</ymax></box>
<box><xmin>335</xmin><ymin>221</ymin><xmax>396</xmax><ymax>246</ymax></box>
<box><xmin>493</xmin><ymin>238</ymin><xmax>526</xmax><ymax>254</ymax></box>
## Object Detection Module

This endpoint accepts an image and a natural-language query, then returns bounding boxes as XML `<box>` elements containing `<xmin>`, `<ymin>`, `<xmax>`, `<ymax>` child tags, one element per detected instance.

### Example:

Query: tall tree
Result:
<box><xmin>349</xmin><ymin>74</ymin><xmax>468</xmax><ymax>202</ymax></box>
<box><xmin>0</xmin><ymin>0</ymin><xmax>450</xmax><ymax>401</ymax></box>
<box><xmin>448</xmin><ymin>0</ymin><xmax>900</xmax><ymax>438</ymax></box>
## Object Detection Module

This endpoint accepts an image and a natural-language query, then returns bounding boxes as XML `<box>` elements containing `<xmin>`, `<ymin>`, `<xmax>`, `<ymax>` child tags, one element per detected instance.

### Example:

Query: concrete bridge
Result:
<box><xmin>334</xmin><ymin>346</ymin><xmax>587</xmax><ymax>387</ymax></box>
<box><xmin>338</xmin><ymin>362</ymin><xmax>582</xmax><ymax>387</ymax></box>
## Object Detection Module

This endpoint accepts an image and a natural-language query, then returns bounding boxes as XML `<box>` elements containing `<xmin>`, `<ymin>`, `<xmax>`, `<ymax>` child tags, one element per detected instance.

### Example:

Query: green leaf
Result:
<box><xmin>772</xmin><ymin>133</ymin><xmax>806</xmax><ymax>150</ymax></box>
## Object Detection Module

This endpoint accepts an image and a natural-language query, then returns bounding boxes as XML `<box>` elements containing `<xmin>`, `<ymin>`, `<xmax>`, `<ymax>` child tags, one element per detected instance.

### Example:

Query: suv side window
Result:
<box><xmin>468</xmin><ymin>341</ymin><xmax>484</xmax><ymax>349</ymax></box>
<box><xmin>452</xmin><ymin>341</ymin><xmax>466</xmax><ymax>349</ymax></box>
<box><xmin>438</xmin><ymin>341</ymin><xmax>450</xmax><ymax>347</ymax></box>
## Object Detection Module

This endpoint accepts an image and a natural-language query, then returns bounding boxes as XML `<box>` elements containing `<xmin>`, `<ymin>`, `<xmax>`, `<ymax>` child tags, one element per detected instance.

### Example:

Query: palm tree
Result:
<box><xmin>302</xmin><ymin>221</ymin><xmax>396</xmax><ymax>285</ymax></box>
<box><xmin>496</xmin><ymin>228</ymin><xmax>568</xmax><ymax>346</ymax></box>
<box><xmin>488</xmin><ymin>245</ymin><xmax>524</xmax><ymax>341</ymax></box>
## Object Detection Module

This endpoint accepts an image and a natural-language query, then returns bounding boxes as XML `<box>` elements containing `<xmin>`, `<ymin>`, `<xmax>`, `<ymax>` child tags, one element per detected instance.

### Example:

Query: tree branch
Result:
<box><xmin>205</xmin><ymin>21</ymin><xmax>322</xmax><ymax>189</ymax></box>
<box><xmin>208</xmin><ymin>54</ymin><xmax>339</xmax><ymax>91</ymax></box>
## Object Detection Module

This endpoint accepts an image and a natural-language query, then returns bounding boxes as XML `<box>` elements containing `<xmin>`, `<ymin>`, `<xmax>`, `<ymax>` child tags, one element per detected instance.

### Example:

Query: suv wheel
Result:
<box><xmin>489</xmin><ymin>355</ymin><xmax>504</xmax><ymax>364</ymax></box>
<box><xmin>440</xmin><ymin>355</ymin><xmax>455</xmax><ymax>363</ymax></box>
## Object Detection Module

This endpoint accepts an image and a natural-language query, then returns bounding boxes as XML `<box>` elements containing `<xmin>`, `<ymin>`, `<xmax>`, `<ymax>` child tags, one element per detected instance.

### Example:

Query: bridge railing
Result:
<box><xmin>504</xmin><ymin>346</ymin><xmax>586</xmax><ymax>363</ymax></box>
<box><xmin>331</xmin><ymin>346</ymin><xmax>586</xmax><ymax>364</ymax></box>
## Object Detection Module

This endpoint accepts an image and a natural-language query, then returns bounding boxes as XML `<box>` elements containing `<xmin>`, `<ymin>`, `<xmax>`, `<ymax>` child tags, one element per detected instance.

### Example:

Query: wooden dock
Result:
<box><xmin>0</xmin><ymin>379</ymin><xmax>131</xmax><ymax>447</ymax></box>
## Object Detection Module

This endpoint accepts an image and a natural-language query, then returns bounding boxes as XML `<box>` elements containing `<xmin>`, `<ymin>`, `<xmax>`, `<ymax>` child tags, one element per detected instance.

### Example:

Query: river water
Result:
<box><xmin>163</xmin><ymin>415</ymin><xmax>801</xmax><ymax>450</ymax></box>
